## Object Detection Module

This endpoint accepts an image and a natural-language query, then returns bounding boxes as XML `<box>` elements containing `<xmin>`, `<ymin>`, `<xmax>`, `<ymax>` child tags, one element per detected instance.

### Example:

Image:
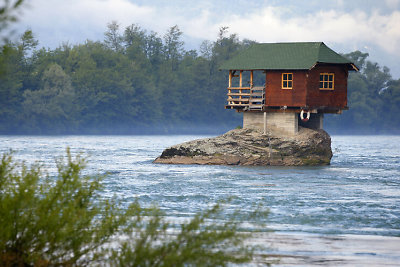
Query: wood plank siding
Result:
<box><xmin>264</xmin><ymin>65</ymin><xmax>348</xmax><ymax>109</ymax></box>
<box><xmin>306</xmin><ymin>64</ymin><xmax>348</xmax><ymax>109</ymax></box>
<box><xmin>265</xmin><ymin>70</ymin><xmax>307</xmax><ymax>107</ymax></box>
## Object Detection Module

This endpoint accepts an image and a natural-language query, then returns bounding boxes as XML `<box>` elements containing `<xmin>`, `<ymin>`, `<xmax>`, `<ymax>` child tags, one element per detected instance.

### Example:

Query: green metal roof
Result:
<box><xmin>219</xmin><ymin>42</ymin><xmax>357</xmax><ymax>70</ymax></box>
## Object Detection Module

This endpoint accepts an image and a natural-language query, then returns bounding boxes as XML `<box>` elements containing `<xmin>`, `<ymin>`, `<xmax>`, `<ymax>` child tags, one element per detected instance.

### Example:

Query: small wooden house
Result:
<box><xmin>220</xmin><ymin>42</ymin><xmax>358</xmax><ymax>134</ymax></box>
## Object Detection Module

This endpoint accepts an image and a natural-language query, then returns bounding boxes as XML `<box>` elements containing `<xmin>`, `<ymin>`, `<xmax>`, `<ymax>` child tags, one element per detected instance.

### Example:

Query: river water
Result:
<box><xmin>1</xmin><ymin>135</ymin><xmax>399</xmax><ymax>266</ymax></box>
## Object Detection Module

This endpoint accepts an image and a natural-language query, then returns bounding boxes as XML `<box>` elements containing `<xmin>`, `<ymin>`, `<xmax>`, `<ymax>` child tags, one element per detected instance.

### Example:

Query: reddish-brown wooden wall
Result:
<box><xmin>306</xmin><ymin>64</ymin><xmax>348</xmax><ymax>108</ymax></box>
<box><xmin>265</xmin><ymin>70</ymin><xmax>307</xmax><ymax>107</ymax></box>
<box><xmin>264</xmin><ymin>64</ymin><xmax>348</xmax><ymax>109</ymax></box>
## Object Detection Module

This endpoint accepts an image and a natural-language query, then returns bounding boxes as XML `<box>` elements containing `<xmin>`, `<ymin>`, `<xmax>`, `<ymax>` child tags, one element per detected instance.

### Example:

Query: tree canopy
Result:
<box><xmin>0</xmin><ymin>23</ymin><xmax>399</xmax><ymax>134</ymax></box>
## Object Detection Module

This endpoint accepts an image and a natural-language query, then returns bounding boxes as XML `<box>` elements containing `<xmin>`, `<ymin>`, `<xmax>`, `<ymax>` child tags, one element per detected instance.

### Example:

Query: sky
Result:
<box><xmin>11</xmin><ymin>0</ymin><xmax>400</xmax><ymax>78</ymax></box>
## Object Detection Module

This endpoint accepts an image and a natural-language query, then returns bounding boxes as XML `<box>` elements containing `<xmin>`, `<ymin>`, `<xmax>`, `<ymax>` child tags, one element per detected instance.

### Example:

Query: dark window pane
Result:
<box><xmin>288</xmin><ymin>81</ymin><xmax>292</xmax><ymax>88</ymax></box>
<box><xmin>329</xmin><ymin>82</ymin><xmax>333</xmax><ymax>88</ymax></box>
<box><xmin>283</xmin><ymin>74</ymin><xmax>287</xmax><ymax>80</ymax></box>
<box><xmin>324</xmin><ymin>82</ymin><xmax>328</xmax><ymax>88</ymax></box>
<box><xmin>283</xmin><ymin>81</ymin><xmax>287</xmax><ymax>87</ymax></box>
<box><xmin>320</xmin><ymin>82</ymin><xmax>323</xmax><ymax>88</ymax></box>
<box><xmin>320</xmin><ymin>74</ymin><xmax>323</xmax><ymax>81</ymax></box>
<box><xmin>329</xmin><ymin>75</ymin><xmax>333</xmax><ymax>81</ymax></box>
<box><xmin>288</xmin><ymin>73</ymin><xmax>292</xmax><ymax>80</ymax></box>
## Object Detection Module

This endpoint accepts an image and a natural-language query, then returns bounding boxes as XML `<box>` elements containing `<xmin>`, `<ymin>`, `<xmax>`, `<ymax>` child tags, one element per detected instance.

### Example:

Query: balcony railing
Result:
<box><xmin>226</xmin><ymin>86</ymin><xmax>265</xmax><ymax>110</ymax></box>
<box><xmin>226</xmin><ymin>87</ymin><xmax>251</xmax><ymax>108</ymax></box>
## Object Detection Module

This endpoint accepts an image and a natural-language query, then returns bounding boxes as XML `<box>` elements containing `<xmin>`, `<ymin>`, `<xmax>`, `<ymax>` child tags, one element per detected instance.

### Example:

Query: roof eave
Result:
<box><xmin>350</xmin><ymin>63</ymin><xmax>359</xmax><ymax>72</ymax></box>
<box><xmin>219</xmin><ymin>67</ymin><xmax>310</xmax><ymax>71</ymax></box>
<box><xmin>309</xmin><ymin>62</ymin><xmax>360</xmax><ymax>71</ymax></box>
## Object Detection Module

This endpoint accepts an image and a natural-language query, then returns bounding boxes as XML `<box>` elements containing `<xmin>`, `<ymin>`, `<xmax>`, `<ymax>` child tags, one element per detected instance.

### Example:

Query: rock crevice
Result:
<box><xmin>154</xmin><ymin>127</ymin><xmax>332</xmax><ymax>166</ymax></box>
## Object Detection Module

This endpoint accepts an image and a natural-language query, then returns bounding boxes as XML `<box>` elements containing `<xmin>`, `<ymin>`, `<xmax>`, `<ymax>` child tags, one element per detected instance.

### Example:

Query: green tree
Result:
<box><xmin>200</xmin><ymin>40</ymin><xmax>213</xmax><ymax>60</ymax></box>
<box><xmin>18</xmin><ymin>29</ymin><xmax>38</xmax><ymax>58</ymax></box>
<box><xmin>145</xmin><ymin>31</ymin><xmax>163</xmax><ymax>67</ymax></box>
<box><xmin>65</xmin><ymin>39</ymin><xmax>162</xmax><ymax>133</ymax></box>
<box><xmin>0</xmin><ymin>44</ymin><xmax>24</xmax><ymax>132</ymax></box>
<box><xmin>363</xmin><ymin>61</ymin><xmax>391</xmax><ymax>96</ymax></box>
<box><xmin>22</xmin><ymin>63</ymin><xmax>76</xmax><ymax>132</ymax></box>
<box><xmin>163</xmin><ymin>25</ymin><xmax>184</xmax><ymax>71</ymax></box>
<box><xmin>207</xmin><ymin>27</ymin><xmax>244</xmax><ymax>127</ymax></box>
<box><xmin>210</xmin><ymin>26</ymin><xmax>242</xmax><ymax>75</ymax></box>
<box><xmin>380</xmin><ymin>79</ymin><xmax>400</xmax><ymax>133</ymax></box>
<box><xmin>104</xmin><ymin>21</ymin><xmax>123</xmax><ymax>52</ymax></box>
<box><xmin>124</xmin><ymin>23</ymin><xmax>147</xmax><ymax>51</ymax></box>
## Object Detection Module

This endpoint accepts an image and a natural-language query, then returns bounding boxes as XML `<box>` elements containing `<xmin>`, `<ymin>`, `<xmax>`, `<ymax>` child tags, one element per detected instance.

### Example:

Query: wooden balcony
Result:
<box><xmin>226</xmin><ymin>86</ymin><xmax>265</xmax><ymax>110</ymax></box>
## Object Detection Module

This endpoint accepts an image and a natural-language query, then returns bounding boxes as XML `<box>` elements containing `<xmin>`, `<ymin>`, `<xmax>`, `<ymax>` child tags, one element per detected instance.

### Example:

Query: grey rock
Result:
<box><xmin>154</xmin><ymin>127</ymin><xmax>332</xmax><ymax>166</ymax></box>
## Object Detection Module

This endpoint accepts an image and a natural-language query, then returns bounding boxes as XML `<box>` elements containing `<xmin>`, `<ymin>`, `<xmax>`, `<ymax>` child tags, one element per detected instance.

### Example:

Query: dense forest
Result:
<box><xmin>1</xmin><ymin>22</ymin><xmax>399</xmax><ymax>134</ymax></box>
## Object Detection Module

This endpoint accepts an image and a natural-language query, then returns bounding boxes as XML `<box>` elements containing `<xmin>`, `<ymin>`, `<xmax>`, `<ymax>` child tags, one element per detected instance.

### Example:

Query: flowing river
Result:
<box><xmin>1</xmin><ymin>135</ymin><xmax>399</xmax><ymax>266</ymax></box>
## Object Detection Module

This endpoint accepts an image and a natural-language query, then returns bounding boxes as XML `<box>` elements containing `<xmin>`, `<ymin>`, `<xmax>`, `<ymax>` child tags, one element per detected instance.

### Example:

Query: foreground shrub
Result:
<box><xmin>0</xmin><ymin>149</ymin><xmax>125</xmax><ymax>266</ymax></box>
<box><xmin>0</xmin><ymin>150</ymin><xmax>266</xmax><ymax>266</ymax></box>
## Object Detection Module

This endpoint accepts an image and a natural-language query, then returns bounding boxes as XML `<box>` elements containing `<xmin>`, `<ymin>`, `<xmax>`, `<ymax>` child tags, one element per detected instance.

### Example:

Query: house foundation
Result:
<box><xmin>243</xmin><ymin>112</ymin><xmax>298</xmax><ymax>135</ymax></box>
<box><xmin>243</xmin><ymin>112</ymin><xmax>324</xmax><ymax>135</ymax></box>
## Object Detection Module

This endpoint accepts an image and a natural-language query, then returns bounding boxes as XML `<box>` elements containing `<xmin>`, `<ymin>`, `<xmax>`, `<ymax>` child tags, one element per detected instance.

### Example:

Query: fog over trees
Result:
<box><xmin>1</xmin><ymin>22</ymin><xmax>399</xmax><ymax>134</ymax></box>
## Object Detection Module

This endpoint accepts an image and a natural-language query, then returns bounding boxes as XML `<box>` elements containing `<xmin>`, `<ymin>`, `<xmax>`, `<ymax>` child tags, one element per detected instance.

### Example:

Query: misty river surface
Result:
<box><xmin>1</xmin><ymin>135</ymin><xmax>400</xmax><ymax>266</ymax></box>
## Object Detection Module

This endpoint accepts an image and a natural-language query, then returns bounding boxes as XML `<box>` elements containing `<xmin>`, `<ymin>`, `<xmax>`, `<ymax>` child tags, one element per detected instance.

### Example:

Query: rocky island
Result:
<box><xmin>153</xmin><ymin>42</ymin><xmax>357</xmax><ymax>167</ymax></box>
<box><xmin>154</xmin><ymin>127</ymin><xmax>332</xmax><ymax>166</ymax></box>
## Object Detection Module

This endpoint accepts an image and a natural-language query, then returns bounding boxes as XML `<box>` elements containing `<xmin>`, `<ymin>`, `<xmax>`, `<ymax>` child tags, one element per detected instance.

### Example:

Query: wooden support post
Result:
<box><xmin>263</xmin><ymin>112</ymin><xmax>267</xmax><ymax>135</ymax></box>
<box><xmin>228</xmin><ymin>70</ymin><xmax>232</xmax><ymax>88</ymax></box>
<box><xmin>250</xmin><ymin>70</ymin><xmax>253</xmax><ymax>88</ymax></box>
<box><xmin>239</xmin><ymin>70</ymin><xmax>243</xmax><ymax>87</ymax></box>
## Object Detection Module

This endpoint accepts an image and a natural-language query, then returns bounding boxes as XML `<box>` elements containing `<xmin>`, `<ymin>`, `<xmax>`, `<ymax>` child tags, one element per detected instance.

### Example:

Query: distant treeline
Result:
<box><xmin>0</xmin><ymin>23</ymin><xmax>399</xmax><ymax>134</ymax></box>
